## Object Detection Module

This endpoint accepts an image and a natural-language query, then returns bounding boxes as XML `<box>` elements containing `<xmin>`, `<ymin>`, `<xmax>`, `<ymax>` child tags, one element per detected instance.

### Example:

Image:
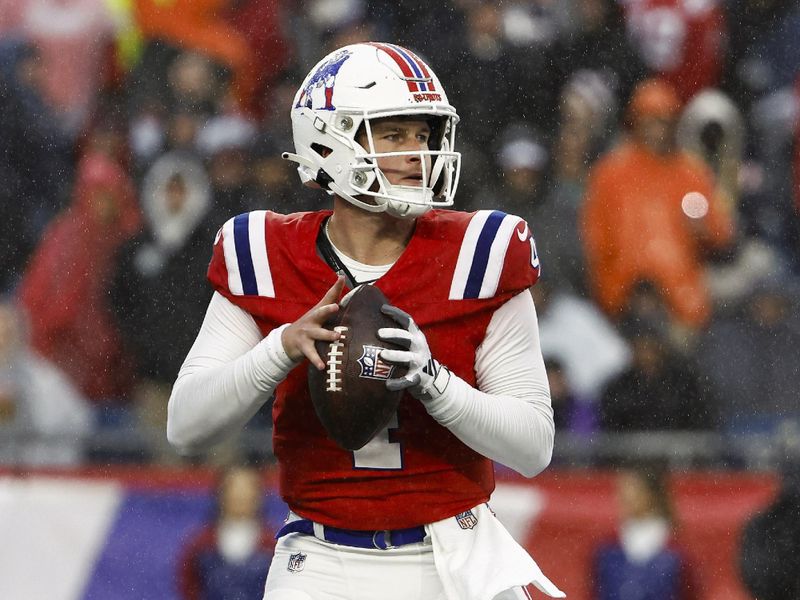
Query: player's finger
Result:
<box><xmin>380</xmin><ymin>349</ymin><xmax>411</xmax><ymax>365</ymax></box>
<box><xmin>318</xmin><ymin>276</ymin><xmax>345</xmax><ymax>307</ymax></box>
<box><xmin>381</xmin><ymin>304</ymin><xmax>412</xmax><ymax>328</ymax></box>
<box><xmin>313</xmin><ymin>302</ymin><xmax>340</xmax><ymax>323</ymax></box>
<box><xmin>303</xmin><ymin>341</ymin><xmax>327</xmax><ymax>370</ymax></box>
<box><xmin>377</xmin><ymin>327</ymin><xmax>412</xmax><ymax>348</ymax></box>
<box><xmin>307</xmin><ymin>326</ymin><xmax>341</xmax><ymax>342</ymax></box>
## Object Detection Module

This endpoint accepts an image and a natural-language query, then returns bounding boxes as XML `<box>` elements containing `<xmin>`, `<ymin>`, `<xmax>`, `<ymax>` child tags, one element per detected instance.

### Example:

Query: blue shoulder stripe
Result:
<box><xmin>449</xmin><ymin>210</ymin><xmax>523</xmax><ymax>300</ymax></box>
<box><xmin>463</xmin><ymin>211</ymin><xmax>506</xmax><ymax>299</ymax></box>
<box><xmin>233</xmin><ymin>214</ymin><xmax>259</xmax><ymax>296</ymax></box>
<box><xmin>221</xmin><ymin>211</ymin><xmax>275</xmax><ymax>297</ymax></box>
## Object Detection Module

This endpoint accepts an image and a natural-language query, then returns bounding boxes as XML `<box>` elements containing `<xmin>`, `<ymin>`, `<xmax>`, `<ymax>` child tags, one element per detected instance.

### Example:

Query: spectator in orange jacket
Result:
<box><xmin>581</xmin><ymin>78</ymin><xmax>735</xmax><ymax>330</ymax></box>
<box><xmin>133</xmin><ymin>0</ymin><xmax>291</xmax><ymax>117</ymax></box>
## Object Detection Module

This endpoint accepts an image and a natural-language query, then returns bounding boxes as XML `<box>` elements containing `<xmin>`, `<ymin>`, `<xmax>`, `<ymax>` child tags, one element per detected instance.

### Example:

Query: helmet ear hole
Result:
<box><xmin>354</xmin><ymin>123</ymin><xmax>370</xmax><ymax>150</ymax></box>
<box><xmin>311</xmin><ymin>143</ymin><xmax>333</xmax><ymax>158</ymax></box>
<box><xmin>427</xmin><ymin>116</ymin><xmax>447</xmax><ymax>151</ymax></box>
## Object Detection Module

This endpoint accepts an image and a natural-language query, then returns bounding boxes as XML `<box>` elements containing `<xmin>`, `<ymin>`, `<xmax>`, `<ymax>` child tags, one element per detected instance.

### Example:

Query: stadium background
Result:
<box><xmin>0</xmin><ymin>467</ymin><xmax>778</xmax><ymax>599</ymax></box>
<box><xmin>1</xmin><ymin>0</ymin><xmax>799</xmax><ymax>599</ymax></box>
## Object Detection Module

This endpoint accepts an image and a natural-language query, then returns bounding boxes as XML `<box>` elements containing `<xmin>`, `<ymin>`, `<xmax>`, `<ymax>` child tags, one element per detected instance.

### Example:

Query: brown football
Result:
<box><xmin>307</xmin><ymin>284</ymin><xmax>408</xmax><ymax>451</ymax></box>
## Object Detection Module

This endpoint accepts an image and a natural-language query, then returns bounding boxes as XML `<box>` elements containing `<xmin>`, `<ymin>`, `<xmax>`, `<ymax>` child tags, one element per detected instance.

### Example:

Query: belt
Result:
<box><xmin>276</xmin><ymin>518</ymin><xmax>427</xmax><ymax>550</ymax></box>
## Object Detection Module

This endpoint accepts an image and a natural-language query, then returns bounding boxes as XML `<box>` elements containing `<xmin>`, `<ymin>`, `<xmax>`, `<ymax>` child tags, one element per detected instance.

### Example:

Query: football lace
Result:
<box><xmin>325</xmin><ymin>326</ymin><xmax>348</xmax><ymax>392</ymax></box>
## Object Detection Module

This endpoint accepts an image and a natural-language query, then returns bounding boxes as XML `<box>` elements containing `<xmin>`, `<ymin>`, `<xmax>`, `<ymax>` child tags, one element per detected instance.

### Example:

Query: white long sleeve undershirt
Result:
<box><xmin>423</xmin><ymin>290</ymin><xmax>554</xmax><ymax>476</ymax></box>
<box><xmin>168</xmin><ymin>288</ymin><xmax>554</xmax><ymax>477</ymax></box>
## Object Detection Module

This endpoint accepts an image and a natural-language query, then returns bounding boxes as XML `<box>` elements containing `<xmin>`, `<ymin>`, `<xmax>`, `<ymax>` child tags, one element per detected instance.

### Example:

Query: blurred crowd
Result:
<box><xmin>1</xmin><ymin>0</ymin><xmax>799</xmax><ymax>467</ymax></box>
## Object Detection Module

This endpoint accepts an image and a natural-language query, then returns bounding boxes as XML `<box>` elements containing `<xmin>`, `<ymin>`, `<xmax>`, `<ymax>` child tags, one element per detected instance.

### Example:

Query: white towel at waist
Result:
<box><xmin>427</xmin><ymin>503</ymin><xmax>565</xmax><ymax>600</ymax></box>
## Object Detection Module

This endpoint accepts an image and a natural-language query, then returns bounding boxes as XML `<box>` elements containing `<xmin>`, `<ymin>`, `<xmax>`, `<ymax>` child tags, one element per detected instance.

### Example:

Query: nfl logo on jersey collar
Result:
<box><xmin>287</xmin><ymin>552</ymin><xmax>307</xmax><ymax>573</ymax></box>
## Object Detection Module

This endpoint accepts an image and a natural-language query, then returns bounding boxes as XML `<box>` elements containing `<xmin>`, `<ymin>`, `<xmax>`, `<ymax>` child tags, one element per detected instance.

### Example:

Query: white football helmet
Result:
<box><xmin>283</xmin><ymin>42</ymin><xmax>461</xmax><ymax>219</ymax></box>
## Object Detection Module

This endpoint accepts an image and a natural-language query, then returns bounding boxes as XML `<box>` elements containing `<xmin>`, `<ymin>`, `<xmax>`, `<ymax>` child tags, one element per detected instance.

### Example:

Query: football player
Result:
<box><xmin>168</xmin><ymin>42</ymin><xmax>563</xmax><ymax>600</ymax></box>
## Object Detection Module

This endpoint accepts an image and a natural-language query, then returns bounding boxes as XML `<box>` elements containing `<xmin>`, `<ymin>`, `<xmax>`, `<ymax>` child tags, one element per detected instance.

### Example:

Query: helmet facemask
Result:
<box><xmin>330</xmin><ymin>113</ymin><xmax>460</xmax><ymax>219</ymax></box>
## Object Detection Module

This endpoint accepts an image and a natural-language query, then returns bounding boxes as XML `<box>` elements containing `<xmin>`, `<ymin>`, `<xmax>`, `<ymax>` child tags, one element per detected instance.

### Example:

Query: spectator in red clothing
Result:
<box><xmin>17</xmin><ymin>152</ymin><xmax>141</xmax><ymax>404</ymax></box>
<box><xmin>581</xmin><ymin>78</ymin><xmax>735</xmax><ymax>333</ymax></box>
<box><xmin>179</xmin><ymin>464</ymin><xmax>275</xmax><ymax>600</ymax></box>
<box><xmin>0</xmin><ymin>0</ymin><xmax>118</xmax><ymax>132</ymax></box>
<box><xmin>623</xmin><ymin>0</ymin><xmax>727</xmax><ymax>102</ymax></box>
<box><xmin>226</xmin><ymin>0</ymin><xmax>293</xmax><ymax>117</ymax></box>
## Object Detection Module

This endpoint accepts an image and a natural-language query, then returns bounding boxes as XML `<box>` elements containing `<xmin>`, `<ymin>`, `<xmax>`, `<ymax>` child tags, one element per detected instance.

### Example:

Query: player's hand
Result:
<box><xmin>281</xmin><ymin>276</ymin><xmax>345</xmax><ymax>370</ymax></box>
<box><xmin>378</xmin><ymin>304</ymin><xmax>451</xmax><ymax>401</ymax></box>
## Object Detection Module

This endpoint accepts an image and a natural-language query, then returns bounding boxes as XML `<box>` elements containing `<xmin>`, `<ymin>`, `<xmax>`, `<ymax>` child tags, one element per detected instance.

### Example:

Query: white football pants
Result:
<box><xmin>262</xmin><ymin>532</ymin><xmax>535</xmax><ymax>600</ymax></box>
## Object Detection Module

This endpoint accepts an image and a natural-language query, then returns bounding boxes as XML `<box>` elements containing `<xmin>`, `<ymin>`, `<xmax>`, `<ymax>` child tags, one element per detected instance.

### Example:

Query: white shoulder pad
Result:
<box><xmin>449</xmin><ymin>210</ymin><xmax>523</xmax><ymax>300</ymax></box>
<box><xmin>221</xmin><ymin>210</ymin><xmax>275</xmax><ymax>297</ymax></box>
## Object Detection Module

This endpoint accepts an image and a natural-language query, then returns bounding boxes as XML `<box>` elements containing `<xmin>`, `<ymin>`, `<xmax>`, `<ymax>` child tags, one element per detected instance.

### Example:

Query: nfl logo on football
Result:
<box><xmin>357</xmin><ymin>345</ymin><xmax>395</xmax><ymax>379</ymax></box>
<box><xmin>456</xmin><ymin>510</ymin><xmax>478</xmax><ymax>530</ymax></box>
<box><xmin>287</xmin><ymin>552</ymin><xmax>307</xmax><ymax>573</ymax></box>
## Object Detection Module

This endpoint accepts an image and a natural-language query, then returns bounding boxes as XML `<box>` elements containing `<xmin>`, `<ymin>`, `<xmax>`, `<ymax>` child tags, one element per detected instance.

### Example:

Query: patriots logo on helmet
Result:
<box><xmin>296</xmin><ymin>49</ymin><xmax>352</xmax><ymax>111</ymax></box>
<box><xmin>357</xmin><ymin>345</ymin><xmax>395</xmax><ymax>380</ymax></box>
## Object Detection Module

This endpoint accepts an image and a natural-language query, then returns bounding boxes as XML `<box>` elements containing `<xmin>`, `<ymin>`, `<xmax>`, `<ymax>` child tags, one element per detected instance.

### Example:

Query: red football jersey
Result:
<box><xmin>207</xmin><ymin>208</ymin><xmax>540</xmax><ymax>529</ymax></box>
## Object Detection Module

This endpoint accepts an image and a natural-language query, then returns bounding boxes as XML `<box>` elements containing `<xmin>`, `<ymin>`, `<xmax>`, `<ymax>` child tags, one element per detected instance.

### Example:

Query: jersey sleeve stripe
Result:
<box><xmin>449</xmin><ymin>211</ymin><xmax>522</xmax><ymax>300</ymax></box>
<box><xmin>222</xmin><ymin>217</ymin><xmax>243</xmax><ymax>295</ymax></box>
<box><xmin>221</xmin><ymin>212</ymin><xmax>275</xmax><ymax>297</ymax></box>
<box><xmin>479</xmin><ymin>213</ymin><xmax>522</xmax><ymax>299</ymax></box>
<box><xmin>449</xmin><ymin>210</ymin><xmax>492</xmax><ymax>300</ymax></box>
<box><xmin>464</xmin><ymin>211</ymin><xmax>506</xmax><ymax>299</ymax></box>
<box><xmin>233</xmin><ymin>213</ymin><xmax>259</xmax><ymax>295</ymax></box>
<box><xmin>248</xmin><ymin>210</ymin><xmax>275</xmax><ymax>297</ymax></box>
